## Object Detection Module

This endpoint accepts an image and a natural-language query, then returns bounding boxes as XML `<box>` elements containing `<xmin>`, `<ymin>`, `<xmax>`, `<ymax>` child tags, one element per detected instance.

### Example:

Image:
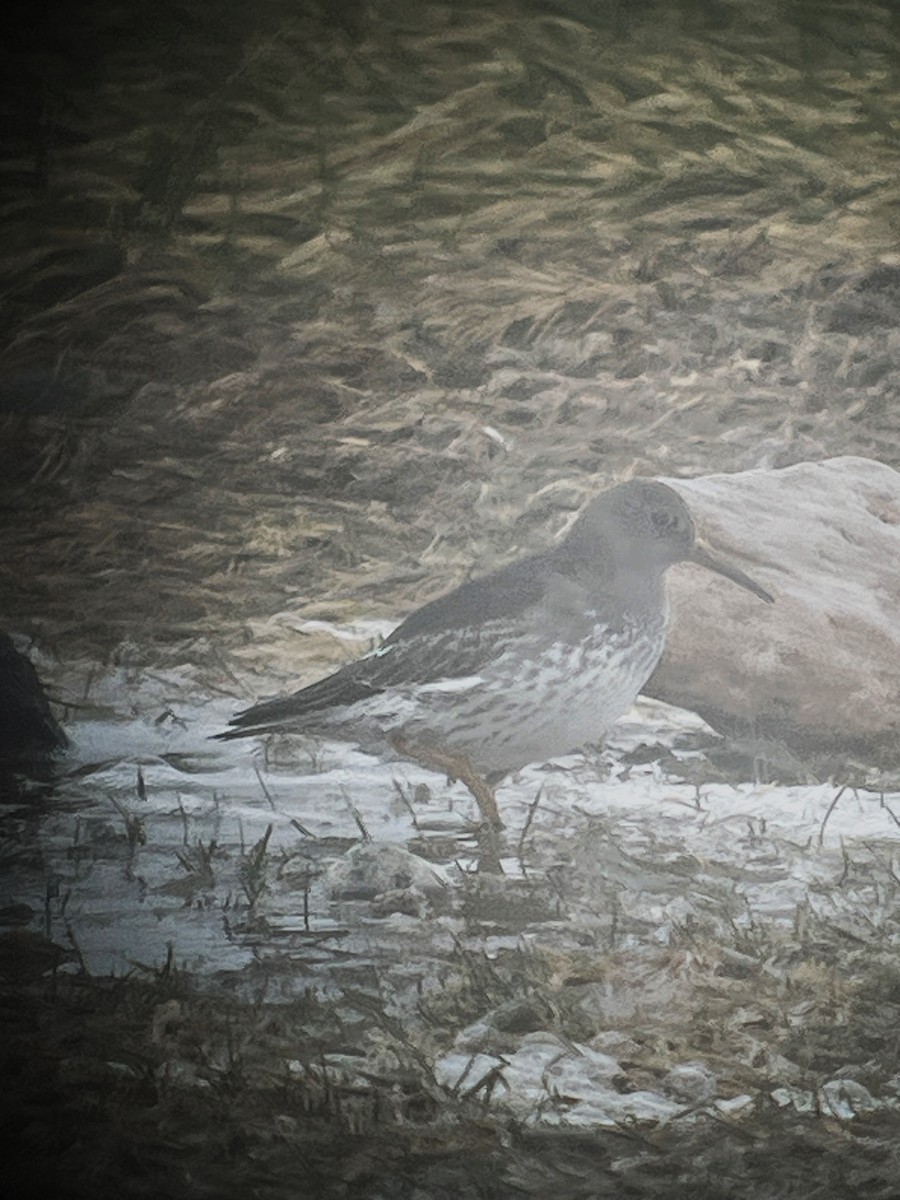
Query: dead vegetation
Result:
<box><xmin>5</xmin><ymin>896</ymin><xmax>900</xmax><ymax>1199</ymax></box>
<box><xmin>2</xmin><ymin>0</ymin><xmax>900</xmax><ymax>673</ymax></box>
<box><xmin>5</xmin><ymin>696</ymin><xmax>900</xmax><ymax>1198</ymax></box>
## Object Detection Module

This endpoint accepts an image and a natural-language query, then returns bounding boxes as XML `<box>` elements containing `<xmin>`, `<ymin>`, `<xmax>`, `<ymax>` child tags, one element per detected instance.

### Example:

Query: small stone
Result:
<box><xmin>715</xmin><ymin>1093</ymin><xmax>755</xmax><ymax>1116</ymax></box>
<box><xmin>588</xmin><ymin>1029</ymin><xmax>642</xmax><ymax>1059</ymax></box>
<box><xmin>325</xmin><ymin>842</ymin><xmax>451</xmax><ymax>904</ymax></box>
<box><xmin>818</xmin><ymin>1078</ymin><xmax>879</xmax><ymax>1119</ymax></box>
<box><xmin>661</xmin><ymin>1061</ymin><xmax>718</xmax><ymax>1104</ymax></box>
<box><xmin>771</xmin><ymin>1085</ymin><xmax>815</xmax><ymax>1113</ymax></box>
<box><xmin>371</xmin><ymin>886</ymin><xmax>430</xmax><ymax>917</ymax></box>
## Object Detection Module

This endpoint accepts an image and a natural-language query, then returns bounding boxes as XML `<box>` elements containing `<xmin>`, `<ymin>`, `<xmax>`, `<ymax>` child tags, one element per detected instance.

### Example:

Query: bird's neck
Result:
<box><xmin>549</xmin><ymin>537</ymin><xmax>672</xmax><ymax>624</ymax></box>
<box><xmin>555</xmin><ymin>545</ymin><xmax>668</xmax><ymax>625</ymax></box>
<box><xmin>607</xmin><ymin>561</ymin><xmax>668</xmax><ymax>619</ymax></box>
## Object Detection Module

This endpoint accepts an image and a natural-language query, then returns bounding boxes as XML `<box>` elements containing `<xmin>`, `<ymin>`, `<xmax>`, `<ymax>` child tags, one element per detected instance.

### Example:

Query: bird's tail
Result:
<box><xmin>213</xmin><ymin>664</ymin><xmax>379</xmax><ymax>741</ymax></box>
<box><xmin>212</xmin><ymin>695</ymin><xmax>309</xmax><ymax>740</ymax></box>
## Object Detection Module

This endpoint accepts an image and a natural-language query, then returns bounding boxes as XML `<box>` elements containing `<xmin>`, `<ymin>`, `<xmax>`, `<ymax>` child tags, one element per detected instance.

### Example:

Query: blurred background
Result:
<box><xmin>2</xmin><ymin>0</ymin><xmax>899</xmax><ymax>674</ymax></box>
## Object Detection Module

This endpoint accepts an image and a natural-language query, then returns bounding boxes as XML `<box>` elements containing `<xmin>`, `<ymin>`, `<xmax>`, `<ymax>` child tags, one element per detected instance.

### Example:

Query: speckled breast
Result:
<box><xmin>408</xmin><ymin>611</ymin><xmax>669</xmax><ymax>776</ymax></box>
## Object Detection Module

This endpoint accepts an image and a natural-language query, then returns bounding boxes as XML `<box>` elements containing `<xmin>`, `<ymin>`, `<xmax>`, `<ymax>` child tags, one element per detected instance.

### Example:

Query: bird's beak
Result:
<box><xmin>689</xmin><ymin>540</ymin><xmax>774</xmax><ymax>604</ymax></box>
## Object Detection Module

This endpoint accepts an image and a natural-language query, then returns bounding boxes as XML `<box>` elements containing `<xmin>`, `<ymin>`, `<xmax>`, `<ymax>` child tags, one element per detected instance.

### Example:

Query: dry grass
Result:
<box><xmin>2</xmin><ymin>0</ymin><xmax>900</xmax><ymax>672</ymax></box>
<box><xmin>5</xmin><ymin>903</ymin><xmax>900</xmax><ymax>1198</ymax></box>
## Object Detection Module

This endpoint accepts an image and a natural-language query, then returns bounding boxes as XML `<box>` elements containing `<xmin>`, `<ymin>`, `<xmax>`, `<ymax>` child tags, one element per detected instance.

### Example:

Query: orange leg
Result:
<box><xmin>390</xmin><ymin>735</ymin><xmax>504</xmax><ymax>832</ymax></box>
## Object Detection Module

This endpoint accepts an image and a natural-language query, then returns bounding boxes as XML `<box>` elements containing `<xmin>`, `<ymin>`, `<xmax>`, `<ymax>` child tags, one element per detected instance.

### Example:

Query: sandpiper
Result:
<box><xmin>218</xmin><ymin>479</ymin><xmax>773</xmax><ymax>831</ymax></box>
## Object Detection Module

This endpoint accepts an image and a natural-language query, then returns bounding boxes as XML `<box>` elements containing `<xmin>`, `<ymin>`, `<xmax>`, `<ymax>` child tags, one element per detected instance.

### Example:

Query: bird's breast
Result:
<box><xmin>501</xmin><ymin>612</ymin><xmax>667</xmax><ymax>725</ymax></box>
<box><xmin>416</xmin><ymin>609</ymin><xmax>669</xmax><ymax>775</ymax></box>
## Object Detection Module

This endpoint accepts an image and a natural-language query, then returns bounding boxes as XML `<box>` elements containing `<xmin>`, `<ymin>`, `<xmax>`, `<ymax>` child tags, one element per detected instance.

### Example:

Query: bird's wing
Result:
<box><xmin>219</xmin><ymin>552</ymin><xmax>557</xmax><ymax>737</ymax></box>
<box><xmin>386</xmin><ymin>550</ymin><xmax>554</xmax><ymax>643</ymax></box>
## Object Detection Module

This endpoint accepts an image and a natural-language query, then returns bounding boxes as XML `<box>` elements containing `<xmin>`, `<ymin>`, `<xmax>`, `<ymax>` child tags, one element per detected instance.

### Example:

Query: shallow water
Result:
<box><xmin>8</xmin><ymin>657</ymin><xmax>900</xmax><ymax>1007</ymax></box>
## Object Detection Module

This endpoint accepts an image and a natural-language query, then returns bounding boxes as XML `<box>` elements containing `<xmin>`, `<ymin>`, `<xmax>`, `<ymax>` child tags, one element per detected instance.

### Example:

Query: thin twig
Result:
<box><xmin>254</xmin><ymin>765</ymin><xmax>277</xmax><ymax>811</ymax></box>
<box><xmin>516</xmin><ymin>783</ymin><xmax>545</xmax><ymax>864</ymax></box>
<box><xmin>392</xmin><ymin>777</ymin><xmax>422</xmax><ymax>832</ymax></box>
<box><xmin>351</xmin><ymin>807</ymin><xmax>371</xmax><ymax>842</ymax></box>
<box><xmin>818</xmin><ymin>786</ymin><xmax>847</xmax><ymax>848</ymax></box>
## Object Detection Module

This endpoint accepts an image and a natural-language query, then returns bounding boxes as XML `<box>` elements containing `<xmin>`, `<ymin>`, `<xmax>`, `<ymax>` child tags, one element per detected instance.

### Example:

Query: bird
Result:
<box><xmin>217</xmin><ymin>479</ymin><xmax>773</xmax><ymax>835</ymax></box>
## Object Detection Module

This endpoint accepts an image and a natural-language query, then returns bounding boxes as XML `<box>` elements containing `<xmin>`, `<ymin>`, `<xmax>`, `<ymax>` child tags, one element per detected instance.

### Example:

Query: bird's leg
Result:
<box><xmin>390</xmin><ymin>735</ymin><xmax>504</xmax><ymax>832</ymax></box>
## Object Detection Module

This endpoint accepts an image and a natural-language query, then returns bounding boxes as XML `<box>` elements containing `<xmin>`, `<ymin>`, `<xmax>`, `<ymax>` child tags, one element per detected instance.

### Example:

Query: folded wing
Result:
<box><xmin>218</xmin><ymin>552</ymin><xmax>555</xmax><ymax>738</ymax></box>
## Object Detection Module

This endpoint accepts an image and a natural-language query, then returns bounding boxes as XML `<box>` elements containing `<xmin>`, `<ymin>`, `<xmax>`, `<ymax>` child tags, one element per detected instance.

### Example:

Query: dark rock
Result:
<box><xmin>0</xmin><ymin>633</ymin><xmax>67</xmax><ymax>759</ymax></box>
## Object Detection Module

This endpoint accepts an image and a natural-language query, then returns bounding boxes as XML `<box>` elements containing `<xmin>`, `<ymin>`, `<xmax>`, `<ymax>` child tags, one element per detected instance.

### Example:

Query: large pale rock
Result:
<box><xmin>645</xmin><ymin>457</ymin><xmax>900</xmax><ymax>762</ymax></box>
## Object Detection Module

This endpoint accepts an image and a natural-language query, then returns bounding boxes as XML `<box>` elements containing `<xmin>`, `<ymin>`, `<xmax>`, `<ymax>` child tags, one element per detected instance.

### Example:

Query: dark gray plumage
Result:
<box><xmin>217</xmin><ymin>480</ymin><xmax>772</xmax><ymax>821</ymax></box>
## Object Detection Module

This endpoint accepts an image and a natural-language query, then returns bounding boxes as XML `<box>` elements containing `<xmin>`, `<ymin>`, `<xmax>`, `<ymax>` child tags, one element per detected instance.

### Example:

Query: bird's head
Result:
<box><xmin>567</xmin><ymin>479</ymin><xmax>774</xmax><ymax>602</ymax></box>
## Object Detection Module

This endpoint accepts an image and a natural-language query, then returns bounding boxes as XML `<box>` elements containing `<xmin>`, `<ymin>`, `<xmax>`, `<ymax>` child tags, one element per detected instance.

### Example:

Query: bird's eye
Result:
<box><xmin>650</xmin><ymin>508</ymin><xmax>674</xmax><ymax>531</ymax></box>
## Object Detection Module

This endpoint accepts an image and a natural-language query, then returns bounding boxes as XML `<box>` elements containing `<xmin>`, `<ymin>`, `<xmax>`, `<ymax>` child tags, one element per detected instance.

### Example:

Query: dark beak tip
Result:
<box><xmin>735</xmin><ymin>580</ymin><xmax>776</xmax><ymax>605</ymax></box>
<box><xmin>690</xmin><ymin>543</ymin><xmax>775</xmax><ymax>606</ymax></box>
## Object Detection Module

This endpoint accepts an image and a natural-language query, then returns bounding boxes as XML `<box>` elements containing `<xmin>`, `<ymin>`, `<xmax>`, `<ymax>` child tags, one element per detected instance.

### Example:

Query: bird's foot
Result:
<box><xmin>473</xmin><ymin>820</ymin><xmax>504</xmax><ymax>875</ymax></box>
<box><xmin>390</xmin><ymin>735</ymin><xmax>505</xmax><ymax>831</ymax></box>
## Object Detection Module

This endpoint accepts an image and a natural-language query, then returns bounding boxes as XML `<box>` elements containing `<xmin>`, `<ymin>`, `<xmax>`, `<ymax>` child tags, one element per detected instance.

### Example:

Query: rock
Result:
<box><xmin>771</xmin><ymin>1085</ymin><xmax>816</xmax><ymax>1114</ymax></box>
<box><xmin>0</xmin><ymin>930</ymin><xmax>73</xmax><ymax>982</ymax></box>
<box><xmin>435</xmin><ymin>1036</ymin><xmax>646</xmax><ymax>1129</ymax></box>
<box><xmin>560</xmin><ymin>1089</ymin><xmax>682</xmax><ymax>1128</ymax></box>
<box><xmin>0</xmin><ymin>633</ymin><xmax>67</xmax><ymax>759</ymax></box>
<box><xmin>661</xmin><ymin>1061</ymin><xmax>718</xmax><ymax>1104</ymax></box>
<box><xmin>453</xmin><ymin>1019</ymin><xmax>496</xmax><ymax>1053</ymax></box>
<box><xmin>454</xmin><ymin>1005</ymin><xmax>556</xmax><ymax>1054</ymax></box>
<box><xmin>324</xmin><ymin>841</ymin><xmax>451</xmax><ymax>908</ymax></box>
<box><xmin>715</xmin><ymin>1094</ymin><xmax>755</xmax><ymax>1117</ymax></box>
<box><xmin>544</xmin><ymin>1042</ymin><xmax>624</xmax><ymax>1094</ymax></box>
<box><xmin>645</xmin><ymin>457</ymin><xmax>900</xmax><ymax>764</ymax></box>
<box><xmin>433</xmin><ymin>1051</ymin><xmax>501</xmax><ymax>1094</ymax></box>
<box><xmin>818</xmin><ymin>1078</ymin><xmax>879</xmax><ymax>1119</ymax></box>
